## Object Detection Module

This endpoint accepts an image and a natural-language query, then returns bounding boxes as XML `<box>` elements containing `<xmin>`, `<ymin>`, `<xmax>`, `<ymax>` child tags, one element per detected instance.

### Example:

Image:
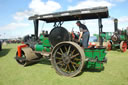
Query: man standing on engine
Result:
<box><xmin>76</xmin><ymin>21</ymin><xmax>90</xmax><ymax>48</ymax></box>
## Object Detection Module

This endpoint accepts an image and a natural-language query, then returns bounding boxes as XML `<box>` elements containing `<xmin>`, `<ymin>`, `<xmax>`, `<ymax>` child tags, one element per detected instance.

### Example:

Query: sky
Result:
<box><xmin>0</xmin><ymin>0</ymin><xmax>128</xmax><ymax>39</ymax></box>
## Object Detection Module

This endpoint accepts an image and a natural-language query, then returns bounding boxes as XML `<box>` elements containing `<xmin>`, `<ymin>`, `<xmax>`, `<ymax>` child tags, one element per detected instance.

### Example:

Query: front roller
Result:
<box><xmin>15</xmin><ymin>46</ymin><xmax>41</xmax><ymax>66</ymax></box>
<box><xmin>51</xmin><ymin>41</ymin><xmax>85</xmax><ymax>77</ymax></box>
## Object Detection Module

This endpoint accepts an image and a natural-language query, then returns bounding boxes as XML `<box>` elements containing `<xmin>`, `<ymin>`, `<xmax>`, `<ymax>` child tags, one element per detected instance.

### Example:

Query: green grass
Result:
<box><xmin>0</xmin><ymin>44</ymin><xmax>128</xmax><ymax>85</ymax></box>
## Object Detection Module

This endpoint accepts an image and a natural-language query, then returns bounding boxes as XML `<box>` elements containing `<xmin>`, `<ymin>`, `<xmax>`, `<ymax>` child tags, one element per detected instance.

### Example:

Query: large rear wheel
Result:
<box><xmin>106</xmin><ymin>41</ymin><xmax>112</xmax><ymax>51</ymax></box>
<box><xmin>120</xmin><ymin>41</ymin><xmax>127</xmax><ymax>52</ymax></box>
<box><xmin>51</xmin><ymin>41</ymin><xmax>85</xmax><ymax>77</ymax></box>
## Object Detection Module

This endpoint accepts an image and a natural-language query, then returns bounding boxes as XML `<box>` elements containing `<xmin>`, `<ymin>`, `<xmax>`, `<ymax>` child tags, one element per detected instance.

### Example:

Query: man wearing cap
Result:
<box><xmin>76</xmin><ymin>21</ymin><xmax>90</xmax><ymax>48</ymax></box>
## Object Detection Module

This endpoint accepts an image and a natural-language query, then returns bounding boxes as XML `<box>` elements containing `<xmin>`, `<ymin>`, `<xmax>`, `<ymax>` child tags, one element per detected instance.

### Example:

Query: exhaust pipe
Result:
<box><xmin>114</xmin><ymin>18</ymin><xmax>118</xmax><ymax>32</ymax></box>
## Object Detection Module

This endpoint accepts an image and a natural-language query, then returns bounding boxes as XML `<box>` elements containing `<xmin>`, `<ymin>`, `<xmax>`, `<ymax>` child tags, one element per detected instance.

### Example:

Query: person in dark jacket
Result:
<box><xmin>76</xmin><ymin>21</ymin><xmax>90</xmax><ymax>48</ymax></box>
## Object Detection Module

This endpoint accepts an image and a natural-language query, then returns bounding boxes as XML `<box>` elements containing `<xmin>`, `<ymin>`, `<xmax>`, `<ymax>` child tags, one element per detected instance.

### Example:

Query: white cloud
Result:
<box><xmin>68</xmin><ymin>0</ymin><xmax>114</xmax><ymax>10</ymax></box>
<box><xmin>0</xmin><ymin>22</ymin><xmax>30</xmax><ymax>30</ymax></box>
<box><xmin>110</xmin><ymin>0</ymin><xmax>126</xmax><ymax>2</ymax></box>
<box><xmin>29</xmin><ymin>0</ymin><xmax>61</xmax><ymax>14</ymax></box>
<box><xmin>119</xmin><ymin>16</ymin><xmax>128</xmax><ymax>23</ymax></box>
<box><xmin>0</xmin><ymin>0</ymin><xmax>61</xmax><ymax>38</ymax></box>
<box><xmin>3</xmin><ymin>0</ymin><xmax>61</xmax><ymax>31</ymax></box>
<box><xmin>13</xmin><ymin>0</ymin><xmax>61</xmax><ymax>22</ymax></box>
<box><xmin>13</xmin><ymin>10</ymin><xmax>32</xmax><ymax>22</ymax></box>
<box><xmin>88</xmin><ymin>0</ymin><xmax>126</xmax><ymax>2</ymax></box>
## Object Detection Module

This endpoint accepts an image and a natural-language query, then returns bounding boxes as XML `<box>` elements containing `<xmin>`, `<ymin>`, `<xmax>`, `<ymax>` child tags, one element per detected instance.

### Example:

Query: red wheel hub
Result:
<box><xmin>122</xmin><ymin>42</ymin><xmax>127</xmax><ymax>52</ymax></box>
<box><xmin>107</xmin><ymin>41</ymin><xmax>111</xmax><ymax>51</ymax></box>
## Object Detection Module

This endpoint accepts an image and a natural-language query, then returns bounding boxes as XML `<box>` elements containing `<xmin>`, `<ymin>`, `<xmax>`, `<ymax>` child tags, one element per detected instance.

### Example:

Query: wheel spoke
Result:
<box><xmin>64</xmin><ymin>65</ymin><xmax>68</xmax><ymax>72</ymax></box>
<box><xmin>74</xmin><ymin>58</ymin><xmax>81</xmax><ymax>61</ymax></box>
<box><xmin>60</xmin><ymin>48</ymin><xmax>64</xmax><ymax>54</ymax></box>
<box><xmin>71</xmin><ymin>61</ymin><xmax>80</xmax><ymax>67</ymax></box>
<box><xmin>71</xmin><ymin>53</ymin><xmax>79</xmax><ymax>59</ymax></box>
<box><xmin>122</xmin><ymin>46</ymin><xmax>127</xmax><ymax>48</ymax></box>
<box><xmin>67</xmin><ymin>45</ymin><xmax>71</xmax><ymax>55</ymax></box>
<box><xmin>56</xmin><ymin>61</ymin><xmax>63</xmax><ymax>64</ymax></box>
<box><xmin>67</xmin><ymin>64</ymin><xmax>71</xmax><ymax>72</ymax></box>
<box><xmin>122</xmin><ymin>47</ymin><xmax>126</xmax><ymax>49</ymax></box>
<box><xmin>57</xmin><ymin>52</ymin><xmax>62</xmax><ymax>55</ymax></box>
<box><xmin>71</xmin><ymin>49</ymin><xmax>75</xmax><ymax>56</ymax></box>
<box><xmin>71</xmin><ymin>63</ymin><xmax>76</xmax><ymax>71</ymax></box>
<box><xmin>60</xmin><ymin>63</ymin><xmax>65</xmax><ymax>68</ymax></box>
<box><xmin>65</xmin><ymin>46</ymin><xmax>68</xmax><ymax>52</ymax></box>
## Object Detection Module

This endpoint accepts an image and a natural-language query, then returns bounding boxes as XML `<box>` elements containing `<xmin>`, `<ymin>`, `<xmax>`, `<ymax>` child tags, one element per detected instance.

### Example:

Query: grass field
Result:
<box><xmin>0</xmin><ymin>44</ymin><xmax>128</xmax><ymax>85</ymax></box>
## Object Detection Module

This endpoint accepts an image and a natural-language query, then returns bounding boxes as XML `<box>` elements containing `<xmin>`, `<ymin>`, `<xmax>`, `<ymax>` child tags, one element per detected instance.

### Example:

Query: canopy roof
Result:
<box><xmin>29</xmin><ymin>6</ymin><xmax>109</xmax><ymax>23</ymax></box>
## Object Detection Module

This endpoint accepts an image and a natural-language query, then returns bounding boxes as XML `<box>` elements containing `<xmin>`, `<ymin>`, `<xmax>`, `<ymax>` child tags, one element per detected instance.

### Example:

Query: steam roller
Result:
<box><xmin>100</xmin><ymin>19</ymin><xmax>128</xmax><ymax>52</ymax></box>
<box><xmin>15</xmin><ymin>6</ymin><xmax>108</xmax><ymax>77</ymax></box>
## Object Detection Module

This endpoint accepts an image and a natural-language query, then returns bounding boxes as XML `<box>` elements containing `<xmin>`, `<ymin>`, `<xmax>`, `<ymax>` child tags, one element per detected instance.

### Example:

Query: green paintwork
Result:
<box><xmin>39</xmin><ymin>35</ymin><xmax>51</xmax><ymax>47</ymax></box>
<box><xmin>84</xmin><ymin>48</ymin><xmax>106</xmax><ymax>70</ymax></box>
<box><xmin>94</xmin><ymin>32</ymin><xmax>113</xmax><ymax>42</ymax></box>
<box><xmin>111</xmin><ymin>44</ymin><xmax>120</xmax><ymax>50</ymax></box>
<box><xmin>35</xmin><ymin>34</ymin><xmax>107</xmax><ymax>70</ymax></box>
<box><xmin>35</xmin><ymin>35</ymin><xmax>51</xmax><ymax>52</ymax></box>
<box><xmin>100</xmin><ymin>32</ymin><xmax>113</xmax><ymax>41</ymax></box>
<box><xmin>120</xmin><ymin>35</ymin><xmax>126</xmax><ymax>40</ymax></box>
<box><xmin>35</xmin><ymin>44</ymin><xmax>51</xmax><ymax>52</ymax></box>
